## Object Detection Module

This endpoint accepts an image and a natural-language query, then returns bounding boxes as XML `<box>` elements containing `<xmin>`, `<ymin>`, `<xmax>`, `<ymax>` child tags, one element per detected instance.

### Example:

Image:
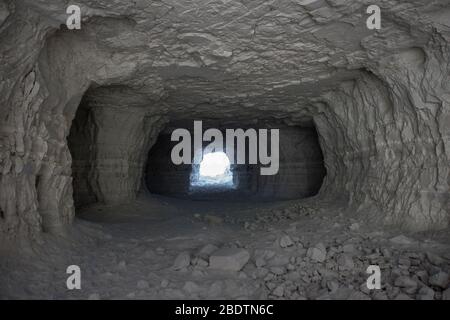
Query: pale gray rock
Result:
<box><xmin>173</xmin><ymin>252</ymin><xmax>191</xmax><ymax>271</ymax></box>
<box><xmin>125</xmin><ymin>292</ymin><xmax>136</xmax><ymax>299</ymax></box>
<box><xmin>394</xmin><ymin>276</ymin><xmax>418</xmax><ymax>294</ymax></box>
<box><xmin>209</xmin><ymin>248</ymin><xmax>250</xmax><ymax>272</ymax></box>
<box><xmin>326</xmin><ymin>280</ymin><xmax>339</xmax><ymax>293</ymax></box>
<box><xmin>198</xmin><ymin>244</ymin><xmax>219</xmax><ymax>259</ymax></box>
<box><xmin>337</xmin><ymin>254</ymin><xmax>354</xmax><ymax>270</ymax></box>
<box><xmin>428</xmin><ymin>272</ymin><xmax>449</xmax><ymax>289</ymax></box>
<box><xmin>348</xmin><ymin>291</ymin><xmax>371</xmax><ymax>300</ymax></box>
<box><xmin>183</xmin><ymin>281</ymin><xmax>201</xmax><ymax>294</ymax></box>
<box><xmin>426</xmin><ymin>252</ymin><xmax>445</xmax><ymax>266</ymax></box>
<box><xmin>307</xmin><ymin>243</ymin><xmax>327</xmax><ymax>262</ymax></box>
<box><xmin>390</xmin><ymin>235</ymin><xmax>416</xmax><ymax>246</ymax></box>
<box><xmin>255</xmin><ymin>257</ymin><xmax>266</xmax><ymax>268</ymax></box>
<box><xmin>342</xmin><ymin>244</ymin><xmax>357</xmax><ymax>255</ymax></box>
<box><xmin>195</xmin><ymin>258</ymin><xmax>209</xmax><ymax>268</ymax></box>
<box><xmin>395</xmin><ymin>293</ymin><xmax>413</xmax><ymax>300</ymax></box>
<box><xmin>416</xmin><ymin>286</ymin><xmax>435</xmax><ymax>300</ymax></box>
<box><xmin>160</xmin><ymin>279</ymin><xmax>169</xmax><ymax>288</ymax></box>
<box><xmin>279</xmin><ymin>235</ymin><xmax>294</xmax><ymax>248</ymax></box>
<box><xmin>88</xmin><ymin>293</ymin><xmax>101</xmax><ymax>300</ymax></box>
<box><xmin>137</xmin><ymin>280</ymin><xmax>149</xmax><ymax>289</ymax></box>
<box><xmin>267</xmin><ymin>254</ymin><xmax>290</xmax><ymax>267</ymax></box>
<box><xmin>207</xmin><ymin>281</ymin><xmax>223</xmax><ymax>298</ymax></box>
<box><xmin>272</xmin><ymin>285</ymin><xmax>285</xmax><ymax>298</ymax></box>
<box><xmin>270</xmin><ymin>266</ymin><xmax>286</xmax><ymax>276</ymax></box>
<box><xmin>117</xmin><ymin>260</ymin><xmax>127</xmax><ymax>272</ymax></box>
<box><xmin>372</xmin><ymin>291</ymin><xmax>389</xmax><ymax>300</ymax></box>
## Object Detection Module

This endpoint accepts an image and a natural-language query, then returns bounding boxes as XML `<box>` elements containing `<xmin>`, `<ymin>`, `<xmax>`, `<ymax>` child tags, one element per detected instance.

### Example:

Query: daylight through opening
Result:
<box><xmin>190</xmin><ymin>151</ymin><xmax>235</xmax><ymax>189</ymax></box>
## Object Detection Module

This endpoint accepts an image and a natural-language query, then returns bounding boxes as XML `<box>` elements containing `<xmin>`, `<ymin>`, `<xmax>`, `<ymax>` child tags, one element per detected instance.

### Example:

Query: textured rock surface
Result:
<box><xmin>209</xmin><ymin>248</ymin><xmax>250</xmax><ymax>271</ymax></box>
<box><xmin>0</xmin><ymin>0</ymin><xmax>449</xmax><ymax>242</ymax></box>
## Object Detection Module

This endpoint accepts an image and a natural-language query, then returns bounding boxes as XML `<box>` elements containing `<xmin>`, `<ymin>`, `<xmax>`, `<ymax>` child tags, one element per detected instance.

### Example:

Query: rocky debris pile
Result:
<box><xmin>166</xmin><ymin>208</ymin><xmax>450</xmax><ymax>300</ymax></box>
<box><xmin>246</xmin><ymin>234</ymin><xmax>450</xmax><ymax>300</ymax></box>
<box><xmin>172</xmin><ymin>251</ymin><xmax>191</xmax><ymax>271</ymax></box>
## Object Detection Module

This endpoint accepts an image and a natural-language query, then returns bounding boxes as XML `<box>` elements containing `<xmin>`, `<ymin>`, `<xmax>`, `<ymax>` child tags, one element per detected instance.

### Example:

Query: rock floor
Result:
<box><xmin>1</xmin><ymin>195</ymin><xmax>449</xmax><ymax>300</ymax></box>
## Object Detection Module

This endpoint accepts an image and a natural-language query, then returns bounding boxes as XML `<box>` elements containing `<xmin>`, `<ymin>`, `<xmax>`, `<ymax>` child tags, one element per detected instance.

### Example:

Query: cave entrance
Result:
<box><xmin>190</xmin><ymin>151</ymin><xmax>235</xmax><ymax>190</ymax></box>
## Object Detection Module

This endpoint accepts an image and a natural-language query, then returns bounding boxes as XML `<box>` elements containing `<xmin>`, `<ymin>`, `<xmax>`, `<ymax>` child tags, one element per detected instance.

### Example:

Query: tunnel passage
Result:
<box><xmin>145</xmin><ymin>122</ymin><xmax>326</xmax><ymax>201</ymax></box>
<box><xmin>67</xmin><ymin>91</ymin><xmax>167</xmax><ymax>210</ymax></box>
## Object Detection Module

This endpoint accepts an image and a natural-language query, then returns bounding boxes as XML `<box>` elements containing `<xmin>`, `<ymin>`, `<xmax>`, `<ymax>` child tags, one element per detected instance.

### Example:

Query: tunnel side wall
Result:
<box><xmin>315</xmin><ymin>46</ymin><xmax>450</xmax><ymax>230</ymax></box>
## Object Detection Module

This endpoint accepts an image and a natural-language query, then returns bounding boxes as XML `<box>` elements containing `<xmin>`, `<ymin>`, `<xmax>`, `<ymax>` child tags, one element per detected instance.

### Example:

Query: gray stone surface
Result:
<box><xmin>443</xmin><ymin>288</ymin><xmax>450</xmax><ymax>300</ymax></box>
<box><xmin>172</xmin><ymin>251</ymin><xmax>191</xmax><ymax>270</ymax></box>
<box><xmin>307</xmin><ymin>243</ymin><xmax>327</xmax><ymax>262</ymax></box>
<box><xmin>209</xmin><ymin>248</ymin><xmax>250</xmax><ymax>271</ymax></box>
<box><xmin>429</xmin><ymin>272</ymin><xmax>449</xmax><ymax>289</ymax></box>
<box><xmin>416</xmin><ymin>286</ymin><xmax>435</xmax><ymax>300</ymax></box>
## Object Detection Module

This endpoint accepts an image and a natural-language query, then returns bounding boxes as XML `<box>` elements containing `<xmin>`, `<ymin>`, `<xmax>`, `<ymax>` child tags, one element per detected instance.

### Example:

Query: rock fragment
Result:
<box><xmin>173</xmin><ymin>251</ymin><xmax>191</xmax><ymax>270</ymax></box>
<box><xmin>307</xmin><ymin>243</ymin><xmax>327</xmax><ymax>262</ymax></box>
<box><xmin>390</xmin><ymin>235</ymin><xmax>415</xmax><ymax>245</ymax></box>
<box><xmin>442</xmin><ymin>288</ymin><xmax>450</xmax><ymax>300</ymax></box>
<box><xmin>426</xmin><ymin>252</ymin><xmax>444</xmax><ymax>266</ymax></box>
<box><xmin>349</xmin><ymin>223</ymin><xmax>360</xmax><ymax>231</ymax></box>
<box><xmin>137</xmin><ymin>280</ymin><xmax>149</xmax><ymax>289</ymax></box>
<box><xmin>183</xmin><ymin>281</ymin><xmax>201</xmax><ymax>294</ymax></box>
<box><xmin>337</xmin><ymin>254</ymin><xmax>354</xmax><ymax>270</ymax></box>
<box><xmin>428</xmin><ymin>272</ymin><xmax>449</xmax><ymax>289</ymax></box>
<box><xmin>416</xmin><ymin>286</ymin><xmax>434</xmax><ymax>300</ymax></box>
<box><xmin>272</xmin><ymin>285</ymin><xmax>284</xmax><ymax>297</ymax></box>
<box><xmin>279</xmin><ymin>235</ymin><xmax>294</xmax><ymax>248</ymax></box>
<box><xmin>394</xmin><ymin>276</ymin><xmax>417</xmax><ymax>294</ymax></box>
<box><xmin>209</xmin><ymin>248</ymin><xmax>250</xmax><ymax>271</ymax></box>
<box><xmin>88</xmin><ymin>293</ymin><xmax>100</xmax><ymax>300</ymax></box>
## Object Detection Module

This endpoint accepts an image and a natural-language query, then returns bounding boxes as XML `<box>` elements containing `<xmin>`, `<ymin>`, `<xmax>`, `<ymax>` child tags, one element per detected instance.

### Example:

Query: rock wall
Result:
<box><xmin>69</xmin><ymin>102</ymin><xmax>166</xmax><ymax>208</ymax></box>
<box><xmin>315</xmin><ymin>45</ymin><xmax>450</xmax><ymax>231</ymax></box>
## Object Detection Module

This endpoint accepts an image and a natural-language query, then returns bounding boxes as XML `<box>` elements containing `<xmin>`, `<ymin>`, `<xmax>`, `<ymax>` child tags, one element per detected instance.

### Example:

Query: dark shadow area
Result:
<box><xmin>68</xmin><ymin>98</ymin><xmax>98</xmax><ymax>209</ymax></box>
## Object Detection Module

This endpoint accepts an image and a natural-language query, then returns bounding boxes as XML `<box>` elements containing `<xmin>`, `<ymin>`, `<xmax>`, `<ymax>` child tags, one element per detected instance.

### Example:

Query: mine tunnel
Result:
<box><xmin>145</xmin><ymin>123</ymin><xmax>326</xmax><ymax>201</ymax></box>
<box><xmin>0</xmin><ymin>0</ymin><xmax>449</xmax><ymax>301</ymax></box>
<box><xmin>68</xmin><ymin>94</ymin><xmax>326</xmax><ymax>206</ymax></box>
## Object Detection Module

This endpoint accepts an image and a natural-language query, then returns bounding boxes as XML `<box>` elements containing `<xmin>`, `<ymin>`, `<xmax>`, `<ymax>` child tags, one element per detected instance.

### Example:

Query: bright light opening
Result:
<box><xmin>199</xmin><ymin>152</ymin><xmax>230</xmax><ymax>178</ymax></box>
<box><xmin>190</xmin><ymin>151</ymin><xmax>234</xmax><ymax>189</ymax></box>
